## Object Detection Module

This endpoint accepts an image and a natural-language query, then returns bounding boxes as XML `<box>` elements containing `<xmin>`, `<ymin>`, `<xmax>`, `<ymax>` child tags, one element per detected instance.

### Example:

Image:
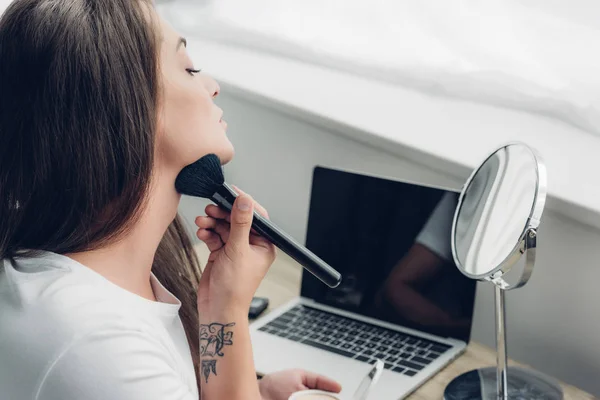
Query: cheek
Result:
<box><xmin>157</xmin><ymin>77</ymin><xmax>233</xmax><ymax>168</ymax></box>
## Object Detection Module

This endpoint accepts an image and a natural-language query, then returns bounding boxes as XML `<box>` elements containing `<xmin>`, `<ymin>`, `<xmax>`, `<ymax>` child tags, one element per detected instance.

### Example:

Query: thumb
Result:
<box><xmin>301</xmin><ymin>371</ymin><xmax>342</xmax><ymax>393</ymax></box>
<box><xmin>227</xmin><ymin>193</ymin><xmax>254</xmax><ymax>249</ymax></box>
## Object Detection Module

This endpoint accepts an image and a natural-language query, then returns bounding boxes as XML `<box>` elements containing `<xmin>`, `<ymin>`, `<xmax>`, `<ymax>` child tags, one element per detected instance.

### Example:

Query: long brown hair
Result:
<box><xmin>0</xmin><ymin>0</ymin><xmax>202</xmax><ymax>389</ymax></box>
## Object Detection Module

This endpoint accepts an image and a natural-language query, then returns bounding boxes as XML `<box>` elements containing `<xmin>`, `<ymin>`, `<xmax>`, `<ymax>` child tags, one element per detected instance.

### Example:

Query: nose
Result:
<box><xmin>212</xmin><ymin>81</ymin><xmax>220</xmax><ymax>98</ymax></box>
<box><xmin>202</xmin><ymin>74</ymin><xmax>220</xmax><ymax>98</ymax></box>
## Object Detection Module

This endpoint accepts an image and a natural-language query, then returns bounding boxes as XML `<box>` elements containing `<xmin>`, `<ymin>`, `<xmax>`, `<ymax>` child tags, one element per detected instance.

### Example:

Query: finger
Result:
<box><xmin>195</xmin><ymin>216</ymin><xmax>218</xmax><ymax>230</ymax></box>
<box><xmin>231</xmin><ymin>184</ymin><xmax>243</xmax><ymax>194</ymax></box>
<box><xmin>206</xmin><ymin>200</ymin><xmax>260</xmax><ymax>237</ymax></box>
<box><xmin>249</xmin><ymin>233</ymin><xmax>276</xmax><ymax>252</ymax></box>
<box><xmin>211</xmin><ymin>220</ymin><xmax>231</xmax><ymax>243</ymax></box>
<box><xmin>232</xmin><ymin>185</ymin><xmax>269</xmax><ymax>218</ymax></box>
<box><xmin>204</xmin><ymin>203</ymin><xmax>267</xmax><ymax>232</ymax></box>
<box><xmin>196</xmin><ymin>229</ymin><xmax>224</xmax><ymax>252</ymax></box>
<box><xmin>253</xmin><ymin>201</ymin><xmax>269</xmax><ymax>219</ymax></box>
<box><xmin>301</xmin><ymin>371</ymin><xmax>342</xmax><ymax>393</ymax></box>
<box><xmin>205</xmin><ymin>204</ymin><xmax>231</xmax><ymax>222</ymax></box>
<box><xmin>226</xmin><ymin>194</ymin><xmax>254</xmax><ymax>254</ymax></box>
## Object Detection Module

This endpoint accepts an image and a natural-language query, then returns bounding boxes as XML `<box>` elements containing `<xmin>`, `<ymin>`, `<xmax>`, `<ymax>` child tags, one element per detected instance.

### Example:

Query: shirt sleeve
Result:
<box><xmin>36</xmin><ymin>328</ymin><xmax>198</xmax><ymax>400</ymax></box>
<box><xmin>415</xmin><ymin>191</ymin><xmax>459</xmax><ymax>261</ymax></box>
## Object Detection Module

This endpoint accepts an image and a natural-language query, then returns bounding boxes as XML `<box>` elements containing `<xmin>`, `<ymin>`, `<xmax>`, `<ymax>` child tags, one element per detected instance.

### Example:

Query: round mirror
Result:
<box><xmin>451</xmin><ymin>143</ymin><xmax>547</xmax><ymax>287</ymax></box>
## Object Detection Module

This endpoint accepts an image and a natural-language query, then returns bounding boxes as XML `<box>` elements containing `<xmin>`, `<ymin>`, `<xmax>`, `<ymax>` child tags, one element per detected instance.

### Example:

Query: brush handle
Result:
<box><xmin>212</xmin><ymin>183</ymin><xmax>342</xmax><ymax>288</ymax></box>
<box><xmin>251</xmin><ymin>211</ymin><xmax>342</xmax><ymax>288</ymax></box>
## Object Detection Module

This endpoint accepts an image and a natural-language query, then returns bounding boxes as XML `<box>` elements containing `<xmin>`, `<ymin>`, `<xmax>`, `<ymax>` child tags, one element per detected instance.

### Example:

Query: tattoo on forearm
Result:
<box><xmin>201</xmin><ymin>359</ymin><xmax>217</xmax><ymax>384</ymax></box>
<box><xmin>199</xmin><ymin>322</ymin><xmax>235</xmax><ymax>383</ymax></box>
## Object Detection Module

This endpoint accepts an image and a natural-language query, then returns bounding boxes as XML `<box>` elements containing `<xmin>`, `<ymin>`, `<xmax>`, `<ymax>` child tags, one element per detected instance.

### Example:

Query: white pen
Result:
<box><xmin>351</xmin><ymin>360</ymin><xmax>385</xmax><ymax>400</ymax></box>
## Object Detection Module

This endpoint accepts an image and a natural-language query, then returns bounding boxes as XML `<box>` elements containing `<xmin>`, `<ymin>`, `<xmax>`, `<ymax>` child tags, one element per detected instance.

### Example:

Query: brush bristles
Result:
<box><xmin>175</xmin><ymin>154</ymin><xmax>225</xmax><ymax>199</ymax></box>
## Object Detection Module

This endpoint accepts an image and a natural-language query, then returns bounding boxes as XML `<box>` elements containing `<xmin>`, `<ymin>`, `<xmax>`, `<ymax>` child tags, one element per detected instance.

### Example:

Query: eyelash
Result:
<box><xmin>186</xmin><ymin>68</ymin><xmax>201</xmax><ymax>76</ymax></box>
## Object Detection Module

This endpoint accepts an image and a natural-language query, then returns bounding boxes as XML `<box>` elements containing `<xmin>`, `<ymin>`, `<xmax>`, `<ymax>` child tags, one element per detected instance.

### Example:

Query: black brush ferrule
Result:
<box><xmin>211</xmin><ymin>183</ymin><xmax>238</xmax><ymax>212</ymax></box>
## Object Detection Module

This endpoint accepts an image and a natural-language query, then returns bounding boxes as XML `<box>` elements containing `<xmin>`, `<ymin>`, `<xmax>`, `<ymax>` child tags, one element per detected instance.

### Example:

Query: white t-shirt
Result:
<box><xmin>0</xmin><ymin>251</ymin><xmax>199</xmax><ymax>400</ymax></box>
<box><xmin>415</xmin><ymin>191</ymin><xmax>459</xmax><ymax>261</ymax></box>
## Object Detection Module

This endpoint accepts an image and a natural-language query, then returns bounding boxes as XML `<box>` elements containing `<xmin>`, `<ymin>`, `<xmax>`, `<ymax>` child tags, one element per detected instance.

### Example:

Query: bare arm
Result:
<box><xmin>380</xmin><ymin>243</ymin><xmax>455</xmax><ymax>326</ymax></box>
<box><xmin>199</xmin><ymin>312</ymin><xmax>261</xmax><ymax>400</ymax></box>
<box><xmin>195</xmin><ymin>193</ymin><xmax>275</xmax><ymax>400</ymax></box>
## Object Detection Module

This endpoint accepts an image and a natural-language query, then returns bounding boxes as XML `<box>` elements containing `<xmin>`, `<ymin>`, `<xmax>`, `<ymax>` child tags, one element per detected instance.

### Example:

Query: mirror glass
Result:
<box><xmin>453</xmin><ymin>144</ymin><xmax>539</xmax><ymax>278</ymax></box>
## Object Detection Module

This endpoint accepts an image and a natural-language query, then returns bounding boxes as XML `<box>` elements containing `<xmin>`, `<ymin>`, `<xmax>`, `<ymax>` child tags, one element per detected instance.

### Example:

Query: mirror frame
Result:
<box><xmin>450</xmin><ymin>142</ymin><xmax>547</xmax><ymax>285</ymax></box>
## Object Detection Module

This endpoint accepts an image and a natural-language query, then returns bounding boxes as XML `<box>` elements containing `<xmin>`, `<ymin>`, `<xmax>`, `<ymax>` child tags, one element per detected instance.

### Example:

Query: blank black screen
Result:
<box><xmin>301</xmin><ymin>167</ymin><xmax>476</xmax><ymax>342</ymax></box>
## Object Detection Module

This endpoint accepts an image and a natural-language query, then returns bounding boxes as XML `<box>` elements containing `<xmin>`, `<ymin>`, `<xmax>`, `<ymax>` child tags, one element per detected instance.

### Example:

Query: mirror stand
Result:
<box><xmin>495</xmin><ymin>284</ymin><xmax>508</xmax><ymax>398</ymax></box>
<box><xmin>444</xmin><ymin>230</ymin><xmax>563</xmax><ymax>400</ymax></box>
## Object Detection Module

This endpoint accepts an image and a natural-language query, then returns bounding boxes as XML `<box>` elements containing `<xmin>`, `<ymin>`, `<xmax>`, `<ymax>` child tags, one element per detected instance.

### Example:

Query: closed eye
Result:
<box><xmin>186</xmin><ymin>68</ymin><xmax>201</xmax><ymax>76</ymax></box>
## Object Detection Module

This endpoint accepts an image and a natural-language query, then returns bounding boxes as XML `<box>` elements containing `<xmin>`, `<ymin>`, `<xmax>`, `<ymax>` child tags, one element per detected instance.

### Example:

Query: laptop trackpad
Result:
<box><xmin>252</xmin><ymin>331</ymin><xmax>411</xmax><ymax>399</ymax></box>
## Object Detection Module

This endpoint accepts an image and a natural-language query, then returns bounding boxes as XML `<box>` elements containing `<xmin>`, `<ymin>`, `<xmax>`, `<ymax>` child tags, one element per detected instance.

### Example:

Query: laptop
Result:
<box><xmin>250</xmin><ymin>166</ymin><xmax>477</xmax><ymax>399</ymax></box>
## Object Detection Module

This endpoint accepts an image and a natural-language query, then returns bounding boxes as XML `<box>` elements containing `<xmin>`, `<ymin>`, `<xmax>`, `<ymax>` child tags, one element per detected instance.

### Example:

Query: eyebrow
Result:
<box><xmin>176</xmin><ymin>37</ymin><xmax>187</xmax><ymax>51</ymax></box>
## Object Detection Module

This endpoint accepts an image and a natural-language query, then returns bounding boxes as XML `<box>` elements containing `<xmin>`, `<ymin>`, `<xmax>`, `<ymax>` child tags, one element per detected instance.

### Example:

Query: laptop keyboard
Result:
<box><xmin>257</xmin><ymin>305</ymin><xmax>452</xmax><ymax>377</ymax></box>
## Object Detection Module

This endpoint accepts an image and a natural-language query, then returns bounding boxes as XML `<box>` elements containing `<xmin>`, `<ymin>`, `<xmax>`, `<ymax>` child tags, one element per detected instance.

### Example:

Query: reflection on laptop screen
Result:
<box><xmin>301</xmin><ymin>167</ymin><xmax>477</xmax><ymax>343</ymax></box>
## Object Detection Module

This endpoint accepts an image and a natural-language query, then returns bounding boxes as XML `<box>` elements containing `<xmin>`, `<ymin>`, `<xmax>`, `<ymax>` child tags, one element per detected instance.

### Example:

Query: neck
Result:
<box><xmin>68</xmin><ymin>166</ymin><xmax>181</xmax><ymax>301</ymax></box>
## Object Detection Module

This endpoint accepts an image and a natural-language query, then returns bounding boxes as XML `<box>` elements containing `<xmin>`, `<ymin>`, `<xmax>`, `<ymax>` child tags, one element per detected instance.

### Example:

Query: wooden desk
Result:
<box><xmin>195</xmin><ymin>244</ymin><xmax>596</xmax><ymax>399</ymax></box>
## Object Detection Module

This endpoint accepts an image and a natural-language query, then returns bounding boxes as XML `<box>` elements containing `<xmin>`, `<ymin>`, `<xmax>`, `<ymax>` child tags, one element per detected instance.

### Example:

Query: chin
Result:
<box><xmin>182</xmin><ymin>140</ymin><xmax>234</xmax><ymax>167</ymax></box>
<box><xmin>217</xmin><ymin>143</ymin><xmax>235</xmax><ymax>165</ymax></box>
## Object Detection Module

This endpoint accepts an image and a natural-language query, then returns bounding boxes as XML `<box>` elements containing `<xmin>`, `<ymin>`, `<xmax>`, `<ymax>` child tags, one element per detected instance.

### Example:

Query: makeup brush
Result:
<box><xmin>175</xmin><ymin>154</ymin><xmax>342</xmax><ymax>288</ymax></box>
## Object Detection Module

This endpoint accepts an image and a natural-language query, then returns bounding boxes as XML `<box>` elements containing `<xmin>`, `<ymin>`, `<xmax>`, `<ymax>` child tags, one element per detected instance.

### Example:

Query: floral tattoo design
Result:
<box><xmin>199</xmin><ymin>322</ymin><xmax>235</xmax><ymax>383</ymax></box>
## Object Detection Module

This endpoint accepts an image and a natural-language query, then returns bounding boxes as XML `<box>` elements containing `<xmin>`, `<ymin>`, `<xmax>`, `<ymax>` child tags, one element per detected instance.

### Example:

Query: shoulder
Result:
<box><xmin>0</xmin><ymin>252</ymin><xmax>146</xmax><ymax>336</ymax></box>
<box><xmin>415</xmin><ymin>192</ymin><xmax>459</xmax><ymax>260</ymax></box>
<box><xmin>0</xmin><ymin>252</ymin><xmax>196</xmax><ymax>400</ymax></box>
<box><xmin>0</xmin><ymin>251</ymin><xmax>155</xmax><ymax>363</ymax></box>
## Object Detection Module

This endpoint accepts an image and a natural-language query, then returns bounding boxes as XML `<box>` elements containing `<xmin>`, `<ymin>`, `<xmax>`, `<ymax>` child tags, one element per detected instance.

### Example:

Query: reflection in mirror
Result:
<box><xmin>302</xmin><ymin>168</ymin><xmax>477</xmax><ymax>343</ymax></box>
<box><xmin>453</xmin><ymin>145</ymin><xmax>539</xmax><ymax>279</ymax></box>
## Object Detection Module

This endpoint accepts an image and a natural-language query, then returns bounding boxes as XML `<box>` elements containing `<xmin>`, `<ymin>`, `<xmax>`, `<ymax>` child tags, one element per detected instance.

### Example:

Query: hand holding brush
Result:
<box><xmin>176</xmin><ymin>154</ymin><xmax>342</xmax><ymax>288</ymax></box>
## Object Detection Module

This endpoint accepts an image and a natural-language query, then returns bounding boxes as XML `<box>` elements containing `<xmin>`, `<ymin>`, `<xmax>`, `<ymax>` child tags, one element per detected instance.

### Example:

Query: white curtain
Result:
<box><xmin>163</xmin><ymin>0</ymin><xmax>600</xmax><ymax>137</ymax></box>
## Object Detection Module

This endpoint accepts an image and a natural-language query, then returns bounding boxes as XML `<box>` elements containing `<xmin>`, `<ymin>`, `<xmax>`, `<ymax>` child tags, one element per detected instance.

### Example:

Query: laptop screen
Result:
<box><xmin>301</xmin><ymin>167</ymin><xmax>476</xmax><ymax>343</ymax></box>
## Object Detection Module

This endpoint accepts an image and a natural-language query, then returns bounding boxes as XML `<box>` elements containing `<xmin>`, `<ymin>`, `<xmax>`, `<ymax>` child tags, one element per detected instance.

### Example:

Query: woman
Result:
<box><xmin>0</xmin><ymin>1</ymin><xmax>341</xmax><ymax>399</ymax></box>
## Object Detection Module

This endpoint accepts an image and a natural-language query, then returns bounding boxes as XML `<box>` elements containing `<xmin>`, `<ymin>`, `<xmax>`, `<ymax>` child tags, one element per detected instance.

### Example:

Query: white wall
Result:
<box><xmin>178</xmin><ymin>93</ymin><xmax>600</xmax><ymax>396</ymax></box>
<box><xmin>522</xmin><ymin>0</ymin><xmax>600</xmax><ymax>29</ymax></box>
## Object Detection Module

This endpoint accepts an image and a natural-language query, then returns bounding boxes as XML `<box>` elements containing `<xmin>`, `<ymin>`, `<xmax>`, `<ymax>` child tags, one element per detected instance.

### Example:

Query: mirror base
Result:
<box><xmin>443</xmin><ymin>366</ymin><xmax>563</xmax><ymax>400</ymax></box>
